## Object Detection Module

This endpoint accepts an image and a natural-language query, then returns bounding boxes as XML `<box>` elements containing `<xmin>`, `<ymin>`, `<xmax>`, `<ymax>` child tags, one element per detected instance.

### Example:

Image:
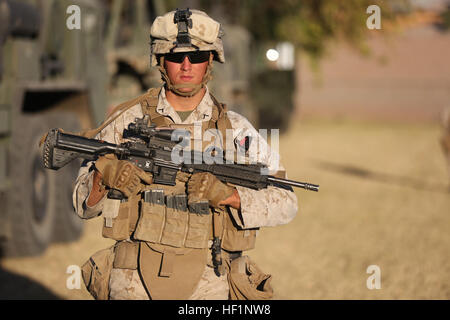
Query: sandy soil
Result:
<box><xmin>1</xmin><ymin>117</ymin><xmax>449</xmax><ymax>300</ymax></box>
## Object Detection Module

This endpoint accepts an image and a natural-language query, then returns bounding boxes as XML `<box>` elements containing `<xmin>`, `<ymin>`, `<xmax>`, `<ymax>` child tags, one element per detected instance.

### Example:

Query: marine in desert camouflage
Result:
<box><xmin>72</xmin><ymin>8</ymin><xmax>298</xmax><ymax>300</ymax></box>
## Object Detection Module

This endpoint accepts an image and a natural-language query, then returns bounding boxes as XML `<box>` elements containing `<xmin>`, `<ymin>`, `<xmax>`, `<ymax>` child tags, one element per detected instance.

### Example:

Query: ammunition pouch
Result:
<box><xmin>134</xmin><ymin>189</ymin><xmax>211</xmax><ymax>249</ymax></box>
<box><xmin>101</xmin><ymin>195</ymin><xmax>140</xmax><ymax>241</ymax></box>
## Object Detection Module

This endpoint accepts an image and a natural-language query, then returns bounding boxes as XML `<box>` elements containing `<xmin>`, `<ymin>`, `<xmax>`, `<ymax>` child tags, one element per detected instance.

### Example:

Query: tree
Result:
<box><xmin>199</xmin><ymin>0</ymin><xmax>405</xmax><ymax>65</ymax></box>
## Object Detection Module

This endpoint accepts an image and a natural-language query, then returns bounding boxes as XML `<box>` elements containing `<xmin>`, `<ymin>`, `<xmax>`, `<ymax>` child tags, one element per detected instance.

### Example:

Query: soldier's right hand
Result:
<box><xmin>94</xmin><ymin>154</ymin><xmax>153</xmax><ymax>198</ymax></box>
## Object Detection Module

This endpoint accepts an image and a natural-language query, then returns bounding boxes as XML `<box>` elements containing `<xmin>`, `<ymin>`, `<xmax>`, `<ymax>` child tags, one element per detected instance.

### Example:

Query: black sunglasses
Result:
<box><xmin>164</xmin><ymin>51</ymin><xmax>211</xmax><ymax>64</ymax></box>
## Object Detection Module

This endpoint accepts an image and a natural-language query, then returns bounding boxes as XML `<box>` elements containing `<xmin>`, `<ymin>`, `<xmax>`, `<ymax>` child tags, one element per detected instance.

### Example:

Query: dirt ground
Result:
<box><xmin>1</xmin><ymin>117</ymin><xmax>449</xmax><ymax>300</ymax></box>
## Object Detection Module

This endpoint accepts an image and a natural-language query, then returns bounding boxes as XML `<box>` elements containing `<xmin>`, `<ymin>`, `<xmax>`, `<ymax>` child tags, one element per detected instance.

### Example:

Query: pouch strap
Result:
<box><xmin>139</xmin><ymin>87</ymin><xmax>175</xmax><ymax>127</ymax></box>
<box><xmin>209</xmin><ymin>94</ymin><xmax>232</xmax><ymax>152</ymax></box>
<box><xmin>79</xmin><ymin>88</ymin><xmax>162</xmax><ymax>139</ymax></box>
<box><xmin>159</xmin><ymin>251</ymin><xmax>175</xmax><ymax>278</ymax></box>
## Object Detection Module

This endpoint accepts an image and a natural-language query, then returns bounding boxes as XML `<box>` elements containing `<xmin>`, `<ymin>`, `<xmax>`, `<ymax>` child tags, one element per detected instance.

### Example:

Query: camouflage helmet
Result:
<box><xmin>150</xmin><ymin>8</ymin><xmax>225</xmax><ymax>67</ymax></box>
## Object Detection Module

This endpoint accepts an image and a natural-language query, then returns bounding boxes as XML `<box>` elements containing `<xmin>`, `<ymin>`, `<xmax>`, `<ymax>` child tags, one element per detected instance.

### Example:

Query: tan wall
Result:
<box><xmin>296</xmin><ymin>25</ymin><xmax>450</xmax><ymax>122</ymax></box>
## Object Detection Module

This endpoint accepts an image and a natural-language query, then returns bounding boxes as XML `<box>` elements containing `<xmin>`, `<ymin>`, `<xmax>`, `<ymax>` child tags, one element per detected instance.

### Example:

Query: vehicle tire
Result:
<box><xmin>3</xmin><ymin>112</ymin><xmax>83</xmax><ymax>257</ymax></box>
<box><xmin>49</xmin><ymin>113</ymin><xmax>84</xmax><ymax>243</ymax></box>
<box><xmin>4</xmin><ymin>113</ymin><xmax>58</xmax><ymax>257</ymax></box>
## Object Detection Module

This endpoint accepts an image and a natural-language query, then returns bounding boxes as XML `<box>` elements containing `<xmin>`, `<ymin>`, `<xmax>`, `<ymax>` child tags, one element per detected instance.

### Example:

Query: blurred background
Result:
<box><xmin>0</xmin><ymin>0</ymin><xmax>449</xmax><ymax>299</ymax></box>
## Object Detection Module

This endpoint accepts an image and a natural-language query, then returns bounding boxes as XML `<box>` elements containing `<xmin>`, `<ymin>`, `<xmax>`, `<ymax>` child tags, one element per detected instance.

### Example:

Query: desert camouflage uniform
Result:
<box><xmin>73</xmin><ymin>86</ymin><xmax>298</xmax><ymax>299</ymax></box>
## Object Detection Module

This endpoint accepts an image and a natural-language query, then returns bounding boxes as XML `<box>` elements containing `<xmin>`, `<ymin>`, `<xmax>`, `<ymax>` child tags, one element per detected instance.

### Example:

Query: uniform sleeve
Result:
<box><xmin>226</xmin><ymin>111</ymin><xmax>298</xmax><ymax>229</ymax></box>
<box><xmin>72</xmin><ymin>104</ymin><xmax>144</xmax><ymax>219</ymax></box>
<box><xmin>72</xmin><ymin>163</ymin><xmax>106</xmax><ymax>219</ymax></box>
<box><xmin>71</xmin><ymin>124</ymin><xmax>112</xmax><ymax>219</ymax></box>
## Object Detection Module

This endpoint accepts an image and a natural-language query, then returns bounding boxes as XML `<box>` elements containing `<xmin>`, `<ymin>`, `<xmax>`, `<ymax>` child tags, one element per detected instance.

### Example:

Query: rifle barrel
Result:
<box><xmin>267</xmin><ymin>176</ymin><xmax>319</xmax><ymax>192</ymax></box>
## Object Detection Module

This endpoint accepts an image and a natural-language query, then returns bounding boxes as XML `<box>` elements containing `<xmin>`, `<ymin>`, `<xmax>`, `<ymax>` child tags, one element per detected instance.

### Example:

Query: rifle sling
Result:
<box><xmin>81</xmin><ymin>88</ymin><xmax>162</xmax><ymax>139</ymax></box>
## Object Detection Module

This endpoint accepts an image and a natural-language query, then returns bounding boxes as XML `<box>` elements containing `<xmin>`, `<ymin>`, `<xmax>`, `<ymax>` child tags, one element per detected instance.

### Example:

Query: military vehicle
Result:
<box><xmin>249</xmin><ymin>41</ymin><xmax>296</xmax><ymax>132</ymax></box>
<box><xmin>0</xmin><ymin>0</ymin><xmax>291</xmax><ymax>257</ymax></box>
<box><xmin>0</xmin><ymin>0</ymin><xmax>109</xmax><ymax>257</ymax></box>
<box><xmin>0</xmin><ymin>0</ymin><xmax>175</xmax><ymax>258</ymax></box>
<box><xmin>103</xmin><ymin>0</ymin><xmax>165</xmax><ymax>111</ymax></box>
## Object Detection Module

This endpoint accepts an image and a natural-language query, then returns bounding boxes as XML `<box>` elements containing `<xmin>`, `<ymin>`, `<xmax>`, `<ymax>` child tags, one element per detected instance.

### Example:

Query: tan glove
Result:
<box><xmin>95</xmin><ymin>154</ymin><xmax>153</xmax><ymax>198</ymax></box>
<box><xmin>187</xmin><ymin>172</ymin><xmax>235</xmax><ymax>208</ymax></box>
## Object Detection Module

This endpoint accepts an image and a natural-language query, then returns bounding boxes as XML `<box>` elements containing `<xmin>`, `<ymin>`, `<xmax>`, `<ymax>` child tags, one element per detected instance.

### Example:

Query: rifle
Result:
<box><xmin>42</xmin><ymin>116</ymin><xmax>319</xmax><ymax>197</ymax></box>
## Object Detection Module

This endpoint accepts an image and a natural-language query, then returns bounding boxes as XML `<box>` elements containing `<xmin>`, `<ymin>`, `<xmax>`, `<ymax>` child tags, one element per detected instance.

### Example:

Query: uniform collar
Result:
<box><xmin>157</xmin><ymin>86</ymin><xmax>214</xmax><ymax>124</ymax></box>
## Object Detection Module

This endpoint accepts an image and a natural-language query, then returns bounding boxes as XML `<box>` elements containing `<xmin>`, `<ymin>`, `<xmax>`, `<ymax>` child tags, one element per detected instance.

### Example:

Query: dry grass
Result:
<box><xmin>1</xmin><ymin>117</ymin><xmax>449</xmax><ymax>299</ymax></box>
<box><xmin>251</xmin><ymin>118</ymin><xmax>450</xmax><ymax>299</ymax></box>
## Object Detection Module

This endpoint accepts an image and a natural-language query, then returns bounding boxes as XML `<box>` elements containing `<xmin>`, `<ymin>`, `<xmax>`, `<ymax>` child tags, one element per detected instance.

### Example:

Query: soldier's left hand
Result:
<box><xmin>187</xmin><ymin>172</ymin><xmax>237</xmax><ymax>209</ymax></box>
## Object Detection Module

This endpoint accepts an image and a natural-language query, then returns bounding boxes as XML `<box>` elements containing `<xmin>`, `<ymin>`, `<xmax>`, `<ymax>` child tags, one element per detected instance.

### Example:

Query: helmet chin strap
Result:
<box><xmin>158</xmin><ymin>54</ymin><xmax>213</xmax><ymax>98</ymax></box>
